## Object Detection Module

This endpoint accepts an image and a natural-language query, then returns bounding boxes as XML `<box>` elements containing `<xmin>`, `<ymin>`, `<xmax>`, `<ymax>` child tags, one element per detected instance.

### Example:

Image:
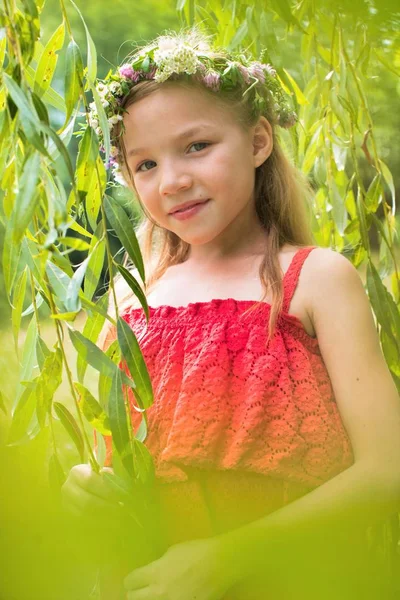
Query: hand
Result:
<box><xmin>61</xmin><ymin>464</ymin><xmax>125</xmax><ymax>521</ymax></box>
<box><xmin>123</xmin><ymin>536</ymin><xmax>234</xmax><ymax>600</ymax></box>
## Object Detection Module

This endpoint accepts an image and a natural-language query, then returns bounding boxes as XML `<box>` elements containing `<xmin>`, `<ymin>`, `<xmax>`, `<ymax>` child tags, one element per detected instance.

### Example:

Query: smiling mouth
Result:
<box><xmin>171</xmin><ymin>199</ymin><xmax>210</xmax><ymax>214</ymax></box>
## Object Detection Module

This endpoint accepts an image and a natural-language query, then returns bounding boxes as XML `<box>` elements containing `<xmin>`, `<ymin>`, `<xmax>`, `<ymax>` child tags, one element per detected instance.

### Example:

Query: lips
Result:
<box><xmin>170</xmin><ymin>199</ymin><xmax>209</xmax><ymax>214</ymax></box>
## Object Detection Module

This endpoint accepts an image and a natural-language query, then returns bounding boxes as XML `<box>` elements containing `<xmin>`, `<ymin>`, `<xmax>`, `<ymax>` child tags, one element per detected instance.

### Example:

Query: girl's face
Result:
<box><xmin>122</xmin><ymin>84</ymin><xmax>272</xmax><ymax>254</ymax></box>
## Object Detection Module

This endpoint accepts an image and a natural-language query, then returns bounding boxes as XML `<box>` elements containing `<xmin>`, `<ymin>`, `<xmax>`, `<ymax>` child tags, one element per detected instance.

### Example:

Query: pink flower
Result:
<box><xmin>119</xmin><ymin>64</ymin><xmax>141</xmax><ymax>82</ymax></box>
<box><xmin>262</xmin><ymin>63</ymin><xmax>277</xmax><ymax>78</ymax></box>
<box><xmin>248</xmin><ymin>62</ymin><xmax>266</xmax><ymax>84</ymax></box>
<box><xmin>237</xmin><ymin>64</ymin><xmax>251</xmax><ymax>84</ymax></box>
<box><xmin>203</xmin><ymin>71</ymin><xmax>220</xmax><ymax>91</ymax></box>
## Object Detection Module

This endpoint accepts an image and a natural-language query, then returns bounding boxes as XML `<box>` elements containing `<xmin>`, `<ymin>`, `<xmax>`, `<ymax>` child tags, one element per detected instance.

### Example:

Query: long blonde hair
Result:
<box><xmin>114</xmin><ymin>55</ymin><xmax>315</xmax><ymax>342</ymax></box>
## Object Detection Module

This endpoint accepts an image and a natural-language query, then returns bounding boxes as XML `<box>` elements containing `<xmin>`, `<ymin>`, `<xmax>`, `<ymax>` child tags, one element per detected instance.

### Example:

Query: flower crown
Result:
<box><xmin>89</xmin><ymin>29</ymin><xmax>298</xmax><ymax>186</ymax></box>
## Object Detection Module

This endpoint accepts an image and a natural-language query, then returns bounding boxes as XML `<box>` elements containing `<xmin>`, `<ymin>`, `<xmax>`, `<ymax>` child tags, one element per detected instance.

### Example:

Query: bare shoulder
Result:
<box><xmin>300</xmin><ymin>247</ymin><xmax>360</xmax><ymax>319</ymax></box>
<box><xmin>301</xmin><ymin>247</ymin><xmax>400</xmax><ymax>474</ymax></box>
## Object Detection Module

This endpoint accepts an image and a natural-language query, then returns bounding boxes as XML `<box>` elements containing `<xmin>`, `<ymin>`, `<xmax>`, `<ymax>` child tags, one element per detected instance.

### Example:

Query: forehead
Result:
<box><xmin>122</xmin><ymin>84</ymin><xmax>239</xmax><ymax>149</ymax></box>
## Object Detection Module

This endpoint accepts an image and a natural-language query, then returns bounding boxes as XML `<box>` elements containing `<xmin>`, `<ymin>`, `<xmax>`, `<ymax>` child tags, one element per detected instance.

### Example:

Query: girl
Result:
<box><xmin>62</xmin><ymin>28</ymin><xmax>400</xmax><ymax>600</ymax></box>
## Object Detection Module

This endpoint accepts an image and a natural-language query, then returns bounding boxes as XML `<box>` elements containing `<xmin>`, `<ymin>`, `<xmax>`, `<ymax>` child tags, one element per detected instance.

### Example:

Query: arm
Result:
<box><xmin>215</xmin><ymin>249</ymin><xmax>400</xmax><ymax>583</ymax></box>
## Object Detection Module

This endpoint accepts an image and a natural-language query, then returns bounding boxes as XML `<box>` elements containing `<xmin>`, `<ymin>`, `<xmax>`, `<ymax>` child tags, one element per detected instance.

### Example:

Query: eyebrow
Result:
<box><xmin>127</xmin><ymin>125</ymin><xmax>214</xmax><ymax>158</ymax></box>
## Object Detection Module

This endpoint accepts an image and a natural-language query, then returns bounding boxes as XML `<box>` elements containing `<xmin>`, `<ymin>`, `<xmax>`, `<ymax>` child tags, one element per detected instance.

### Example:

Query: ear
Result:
<box><xmin>252</xmin><ymin>116</ymin><xmax>273</xmax><ymax>168</ymax></box>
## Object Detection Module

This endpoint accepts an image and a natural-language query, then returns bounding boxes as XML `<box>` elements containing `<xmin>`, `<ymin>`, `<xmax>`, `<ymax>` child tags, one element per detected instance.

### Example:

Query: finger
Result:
<box><xmin>69</xmin><ymin>465</ymin><xmax>118</xmax><ymax>502</ymax></box>
<box><xmin>127</xmin><ymin>589</ymin><xmax>153</xmax><ymax>600</ymax></box>
<box><xmin>124</xmin><ymin>563</ymin><xmax>155</xmax><ymax>591</ymax></box>
<box><xmin>62</xmin><ymin>480</ymin><xmax>122</xmax><ymax>518</ymax></box>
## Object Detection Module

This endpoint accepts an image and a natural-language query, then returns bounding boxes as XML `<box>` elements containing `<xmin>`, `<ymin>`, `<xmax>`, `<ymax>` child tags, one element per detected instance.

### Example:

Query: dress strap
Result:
<box><xmin>282</xmin><ymin>246</ymin><xmax>317</xmax><ymax>314</ymax></box>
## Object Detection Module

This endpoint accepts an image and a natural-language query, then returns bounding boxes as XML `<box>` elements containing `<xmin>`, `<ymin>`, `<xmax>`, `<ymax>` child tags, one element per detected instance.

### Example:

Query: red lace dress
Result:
<box><xmin>101</xmin><ymin>246</ymin><xmax>385</xmax><ymax>599</ymax></box>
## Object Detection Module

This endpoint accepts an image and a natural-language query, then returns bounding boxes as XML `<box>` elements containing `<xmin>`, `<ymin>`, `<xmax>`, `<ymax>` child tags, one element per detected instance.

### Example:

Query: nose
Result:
<box><xmin>158</xmin><ymin>161</ymin><xmax>192</xmax><ymax>196</ymax></box>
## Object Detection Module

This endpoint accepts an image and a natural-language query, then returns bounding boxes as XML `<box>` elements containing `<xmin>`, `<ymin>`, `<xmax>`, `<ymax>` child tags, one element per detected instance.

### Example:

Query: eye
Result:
<box><xmin>188</xmin><ymin>142</ymin><xmax>210</xmax><ymax>153</ymax></box>
<box><xmin>136</xmin><ymin>160</ymin><xmax>156</xmax><ymax>173</ymax></box>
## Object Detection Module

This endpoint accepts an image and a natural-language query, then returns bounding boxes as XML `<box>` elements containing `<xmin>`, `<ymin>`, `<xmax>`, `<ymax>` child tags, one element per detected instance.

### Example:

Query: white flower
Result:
<box><xmin>109</xmin><ymin>82</ymin><xmax>123</xmax><ymax>95</ymax></box>
<box><xmin>157</xmin><ymin>36</ymin><xmax>178</xmax><ymax>52</ymax></box>
<box><xmin>101</xmin><ymin>99</ymin><xmax>110</xmax><ymax>108</ymax></box>
<box><xmin>110</xmin><ymin>145</ymin><xmax>119</xmax><ymax>158</ymax></box>
<box><xmin>89</xmin><ymin>117</ymin><xmax>99</xmax><ymax>129</ymax></box>
<box><xmin>89</xmin><ymin>101</ymin><xmax>97</xmax><ymax>111</ymax></box>
<box><xmin>154</xmin><ymin>41</ymin><xmax>200</xmax><ymax>80</ymax></box>
<box><xmin>108</xmin><ymin>115</ymin><xmax>123</xmax><ymax>125</ymax></box>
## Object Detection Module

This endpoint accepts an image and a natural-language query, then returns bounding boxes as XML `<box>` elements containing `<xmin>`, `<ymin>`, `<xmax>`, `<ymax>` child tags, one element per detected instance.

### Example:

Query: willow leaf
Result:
<box><xmin>70</xmin><ymin>0</ymin><xmax>97</xmax><ymax>81</ymax></box>
<box><xmin>117</xmin><ymin>317</ymin><xmax>153</xmax><ymax>410</ymax></box>
<box><xmin>109</xmin><ymin>369</ymin><xmax>133</xmax><ymax>476</ymax></box>
<box><xmin>34</xmin><ymin>23</ymin><xmax>65</xmax><ymax>97</ymax></box>
<box><xmin>63</xmin><ymin>40</ymin><xmax>84</xmax><ymax>129</ymax></box>
<box><xmin>65</xmin><ymin>257</ymin><xmax>89</xmax><ymax>312</ymax></box>
<box><xmin>7</xmin><ymin>385</ymin><xmax>37</xmax><ymax>445</ymax></box>
<box><xmin>54</xmin><ymin>402</ymin><xmax>85</xmax><ymax>461</ymax></box>
<box><xmin>14</xmin><ymin>315</ymin><xmax>37</xmax><ymax>410</ymax></box>
<box><xmin>78</xmin><ymin>293</ymin><xmax>108</xmax><ymax>382</ymax></box>
<box><xmin>69</xmin><ymin>330</ymin><xmax>134</xmax><ymax>390</ymax></box>
<box><xmin>74</xmin><ymin>382</ymin><xmax>111</xmax><ymax>436</ymax></box>
<box><xmin>133</xmin><ymin>438</ymin><xmax>155</xmax><ymax>486</ymax></box>
<box><xmin>36</xmin><ymin>348</ymin><xmax>63</xmax><ymax>428</ymax></box>
<box><xmin>84</xmin><ymin>238</ymin><xmax>105</xmax><ymax>301</ymax></box>
<box><xmin>12</xmin><ymin>153</ymin><xmax>41</xmax><ymax>243</ymax></box>
<box><xmin>11</xmin><ymin>267</ymin><xmax>28</xmax><ymax>356</ymax></box>
<box><xmin>367</xmin><ymin>262</ymin><xmax>400</xmax><ymax>346</ymax></box>
<box><xmin>104</xmin><ymin>195</ymin><xmax>144</xmax><ymax>282</ymax></box>
<box><xmin>117</xmin><ymin>265</ymin><xmax>149</xmax><ymax>323</ymax></box>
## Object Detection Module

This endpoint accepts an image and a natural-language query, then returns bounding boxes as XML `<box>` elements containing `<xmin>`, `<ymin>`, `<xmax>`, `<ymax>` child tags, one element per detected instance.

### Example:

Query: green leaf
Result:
<box><xmin>133</xmin><ymin>438</ymin><xmax>155</xmax><ymax>486</ymax></box>
<box><xmin>3</xmin><ymin>72</ymin><xmax>39</xmax><ymax>126</ymax></box>
<box><xmin>69</xmin><ymin>330</ymin><xmax>135</xmax><ymax>389</ymax></box>
<box><xmin>76</xmin><ymin>125</ymin><xmax>99</xmax><ymax>193</ymax></box>
<box><xmin>104</xmin><ymin>195</ymin><xmax>145</xmax><ymax>282</ymax></box>
<box><xmin>74</xmin><ymin>382</ymin><xmax>111</xmax><ymax>435</ymax></box>
<box><xmin>85</xmin><ymin>155</ymin><xmax>106</xmax><ymax>231</ymax></box>
<box><xmin>36</xmin><ymin>348</ymin><xmax>63</xmax><ymax>428</ymax></box>
<box><xmin>34</xmin><ymin>22</ymin><xmax>65</xmax><ymax>97</ymax></box>
<box><xmin>59</xmin><ymin>237</ymin><xmax>91</xmax><ymax>251</ymax></box>
<box><xmin>7</xmin><ymin>385</ymin><xmax>36</xmax><ymax>445</ymax></box>
<box><xmin>46</xmin><ymin>261</ymin><xmax>73</xmax><ymax>307</ymax></box>
<box><xmin>36</xmin><ymin>335</ymin><xmax>51</xmax><ymax>370</ymax></box>
<box><xmin>14</xmin><ymin>315</ymin><xmax>38</xmax><ymax>410</ymax></box>
<box><xmin>99</xmin><ymin>339</ymin><xmax>120</xmax><ymax>408</ymax></box>
<box><xmin>65</xmin><ymin>257</ymin><xmax>89</xmax><ymax>312</ymax></box>
<box><xmin>282</xmin><ymin>68</ymin><xmax>308</xmax><ymax>105</ymax></box>
<box><xmin>0</xmin><ymin>390</ymin><xmax>8</xmax><ymax>415</ymax></box>
<box><xmin>54</xmin><ymin>401</ymin><xmax>85</xmax><ymax>461</ymax></box>
<box><xmin>63</xmin><ymin>40</ymin><xmax>84</xmax><ymax>128</ymax></box>
<box><xmin>227</xmin><ymin>20</ymin><xmax>248</xmax><ymax>51</ymax></box>
<box><xmin>380</xmin><ymin>329</ymin><xmax>400</xmax><ymax>377</ymax></box>
<box><xmin>109</xmin><ymin>369</ymin><xmax>133</xmax><ymax>476</ymax></box>
<box><xmin>379</xmin><ymin>160</ymin><xmax>396</xmax><ymax>212</ymax></box>
<box><xmin>70</xmin><ymin>0</ymin><xmax>97</xmax><ymax>82</ymax></box>
<box><xmin>89</xmin><ymin>81</ymin><xmax>110</xmax><ymax>165</ymax></box>
<box><xmin>11</xmin><ymin>267</ymin><xmax>28</xmax><ymax>356</ymax></box>
<box><xmin>78</xmin><ymin>293</ymin><xmax>108</xmax><ymax>382</ymax></box>
<box><xmin>117</xmin><ymin>317</ymin><xmax>153</xmax><ymax>410</ymax></box>
<box><xmin>367</xmin><ymin>262</ymin><xmax>400</xmax><ymax>348</ymax></box>
<box><xmin>2</xmin><ymin>223</ymin><xmax>22</xmax><ymax>295</ymax></box>
<box><xmin>364</xmin><ymin>174</ymin><xmax>382</xmax><ymax>213</ymax></box>
<box><xmin>356</xmin><ymin>187</ymin><xmax>370</xmax><ymax>252</ymax></box>
<box><xmin>116</xmin><ymin>265</ymin><xmax>149</xmax><ymax>323</ymax></box>
<box><xmin>26</xmin><ymin>64</ymin><xmax>66</xmax><ymax>112</ymax></box>
<box><xmin>329</xmin><ymin>179</ymin><xmax>347</xmax><ymax>236</ymax></box>
<box><xmin>12</xmin><ymin>153</ymin><xmax>41</xmax><ymax>243</ymax></box>
<box><xmin>84</xmin><ymin>236</ymin><xmax>105</xmax><ymax>301</ymax></box>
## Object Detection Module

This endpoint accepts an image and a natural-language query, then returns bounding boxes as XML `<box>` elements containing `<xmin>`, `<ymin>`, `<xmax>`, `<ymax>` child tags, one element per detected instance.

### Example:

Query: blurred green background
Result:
<box><xmin>0</xmin><ymin>1</ymin><xmax>399</xmax><ymax>598</ymax></box>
